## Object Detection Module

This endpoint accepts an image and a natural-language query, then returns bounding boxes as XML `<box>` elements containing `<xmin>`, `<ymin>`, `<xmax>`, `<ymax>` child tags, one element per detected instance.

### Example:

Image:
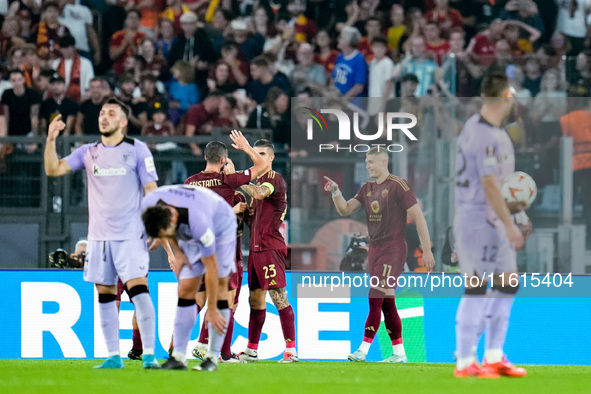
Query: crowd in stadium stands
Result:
<box><xmin>0</xmin><ymin>0</ymin><xmax>590</xmax><ymax>240</ymax></box>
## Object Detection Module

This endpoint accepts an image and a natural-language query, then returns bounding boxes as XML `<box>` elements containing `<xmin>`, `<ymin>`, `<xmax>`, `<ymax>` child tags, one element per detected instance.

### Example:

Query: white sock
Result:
<box><xmin>358</xmin><ymin>340</ymin><xmax>371</xmax><ymax>354</ymax></box>
<box><xmin>131</xmin><ymin>292</ymin><xmax>156</xmax><ymax>356</ymax></box>
<box><xmin>484</xmin><ymin>349</ymin><xmax>504</xmax><ymax>364</ymax></box>
<box><xmin>173</xmin><ymin>303</ymin><xmax>197</xmax><ymax>361</ymax></box>
<box><xmin>393</xmin><ymin>344</ymin><xmax>406</xmax><ymax>357</ymax></box>
<box><xmin>98</xmin><ymin>300</ymin><xmax>120</xmax><ymax>355</ymax></box>
<box><xmin>457</xmin><ymin>356</ymin><xmax>475</xmax><ymax>370</ymax></box>
<box><xmin>485</xmin><ymin>291</ymin><xmax>515</xmax><ymax>353</ymax></box>
<box><xmin>172</xmin><ymin>350</ymin><xmax>187</xmax><ymax>364</ymax></box>
<box><xmin>207</xmin><ymin>308</ymin><xmax>231</xmax><ymax>361</ymax></box>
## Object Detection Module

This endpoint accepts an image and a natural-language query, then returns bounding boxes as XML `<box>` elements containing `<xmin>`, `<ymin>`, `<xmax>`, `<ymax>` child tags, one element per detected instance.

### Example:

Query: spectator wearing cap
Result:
<box><xmin>75</xmin><ymin>77</ymin><xmax>110</xmax><ymax>135</ymax></box>
<box><xmin>116</xmin><ymin>74</ymin><xmax>148</xmax><ymax>135</ymax></box>
<box><xmin>59</xmin><ymin>0</ymin><xmax>101</xmax><ymax>65</ymax></box>
<box><xmin>109</xmin><ymin>9</ymin><xmax>147</xmax><ymax>75</ymax></box>
<box><xmin>34</xmin><ymin>1</ymin><xmax>71</xmax><ymax>61</ymax></box>
<box><xmin>40</xmin><ymin>74</ymin><xmax>78</xmax><ymax>135</ymax></box>
<box><xmin>160</xmin><ymin>0</ymin><xmax>191</xmax><ymax>34</ymax></box>
<box><xmin>50</xmin><ymin>35</ymin><xmax>95</xmax><ymax>103</ymax></box>
<box><xmin>228</xmin><ymin>18</ymin><xmax>264</xmax><ymax>61</ymax></box>
<box><xmin>142</xmin><ymin>100</ymin><xmax>175</xmax><ymax>149</ymax></box>
<box><xmin>331</xmin><ymin>26</ymin><xmax>367</xmax><ymax>100</ymax></box>
<box><xmin>168</xmin><ymin>11</ymin><xmax>216</xmax><ymax>94</ymax></box>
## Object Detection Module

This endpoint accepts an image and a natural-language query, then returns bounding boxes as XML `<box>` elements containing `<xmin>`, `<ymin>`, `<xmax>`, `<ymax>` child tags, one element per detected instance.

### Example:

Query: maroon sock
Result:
<box><xmin>132</xmin><ymin>328</ymin><xmax>142</xmax><ymax>350</ymax></box>
<box><xmin>278</xmin><ymin>305</ymin><xmax>296</xmax><ymax>348</ymax></box>
<box><xmin>221</xmin><ymin>311</ymin><xmax>235</xmax><ymax>358</ymax></box>
<box><xmin>364</xmin><ymin>289</ymin><xmax>385</xmax><ymax>341</ymax></box>
<box><xmin>382</xmin><ymin>297</ymin><xmax>402</xmax><ymax>341</ymax></box>
<box><xmin>247</xmin><ymin>309</ymin><xmax>266</xmax><ymax>349</ymax></box>
<box><xmin>198</xmin><ymin>312</ymin><xmax>209</xmax><ymax>344</ymax></box>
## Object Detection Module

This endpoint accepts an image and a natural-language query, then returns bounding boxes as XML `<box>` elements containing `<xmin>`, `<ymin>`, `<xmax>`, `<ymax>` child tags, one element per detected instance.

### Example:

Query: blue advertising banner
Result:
<box><xmin>1</xmin><ymin>271</ymin><xmax>589</xmax><ymax>365</ymax></box>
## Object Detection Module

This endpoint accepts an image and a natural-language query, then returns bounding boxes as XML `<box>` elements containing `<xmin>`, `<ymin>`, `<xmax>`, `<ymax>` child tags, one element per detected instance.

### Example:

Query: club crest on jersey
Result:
<box><xmin>486</xmin><ymin>145</ymin><xmax>495</xmax><ymax>157</ymax></box>
<box><xmin>371</xmin><ymin>200</ymin><xmax>380</xmax><ymax>214</ymax></box>
<box><xmin>92</xmin><ymin>164</ymin><xmax>126</xmax><ymax>176</ymax></box>
<box><xmin>366</xmin><ymin>191</ymin><xmax>371</xmax><ymax>197</ymax></box>
<box><xmin>381</xmin><ymin>189</ymin><xmax>389</xmax><ymax>198</ymax></box>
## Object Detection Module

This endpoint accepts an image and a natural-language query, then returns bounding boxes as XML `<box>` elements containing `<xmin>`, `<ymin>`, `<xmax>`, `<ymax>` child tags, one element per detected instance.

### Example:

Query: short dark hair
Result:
<box><xmin>480</xmin><ymin>71</ymin><xmax>510</xmax><ymax>98</ymax></box>
<box><xmin>371</xmin><ymin>35</ymin><xmax>388</xmax><ymax>46</ymax></box>
<box><xmin>142</xmin><ymin>205</ymin><xmax>172</xmax><ymax>238</ymax></box>
<box><xmin>223</xmin><ymin>95</ymin><xmax>237</xmax><ymax>109</ymax></box>
<box><xmin>204</xmin><ymin>141</ymin><xmax>228</xmax><ymax>163</ymax></box>
<box><xmin>126</xmin><ymin>8</ymin><xmax>142</xmax><ymax>19</ymax></box>
<box><xmin>254</xmin><ymin>139</ymin><xmax>274</xmax><ymax>153</ymax></box>
<box><xmin>103</xmin><ymin>97</ymin><xmax>131</xmax><ymax>118</ymax></box>
<box><xmin>42</xmin><ymin>1</ymin><xmax>60</xmax><ymax>12</ymax></box>
<box><xmin>9</xmin><ymin>69</ymin><xmax>24</xmax><ymax>78</ymax></box>
<box><xmin>59</xmin><ymin>35</ymin><xmax>76</xmax><ymax>48</ymax></box>
<box><xmin>251</xmin><ymin>56</ymin><xmax>270</xmax><ymax>68</ymax></box>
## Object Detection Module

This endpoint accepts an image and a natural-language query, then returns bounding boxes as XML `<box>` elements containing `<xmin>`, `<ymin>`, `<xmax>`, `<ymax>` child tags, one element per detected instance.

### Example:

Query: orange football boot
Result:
<box><xmin>484</xmin><ymin>357</ymin><xmax>527</xmax><ymax>377</ymax></box>
<box><xmin>454</xmin><ymin>362</ymin><xmax>500</xmax><ymax>378</ymax></box>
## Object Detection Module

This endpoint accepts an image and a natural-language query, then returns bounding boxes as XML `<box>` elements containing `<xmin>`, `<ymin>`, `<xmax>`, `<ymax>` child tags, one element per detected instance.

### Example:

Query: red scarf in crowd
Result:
<box><xmin>58</xmin><ymin>55</ymin><xmax>81</xmax><ymax>102</ymax></box>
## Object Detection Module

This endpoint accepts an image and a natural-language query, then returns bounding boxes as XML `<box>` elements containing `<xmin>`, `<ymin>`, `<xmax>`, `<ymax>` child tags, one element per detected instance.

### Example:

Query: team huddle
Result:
<box><xmin>43</xmin><ymin>70</ymin><xmax>529</xmax><ymax>377</ymax></box>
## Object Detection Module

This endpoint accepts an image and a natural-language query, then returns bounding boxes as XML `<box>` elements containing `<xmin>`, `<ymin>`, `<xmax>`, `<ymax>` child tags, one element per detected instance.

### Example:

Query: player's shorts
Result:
<box><xmin>248</xmin><ymin>249</ymin><xmax>287</xmax><ymax>290</ymax></box>
<box><xmin>178</xmin><ymin>237</ymin><xmax>237</xmax><ymax>280</ymax></box>
<box><xmin>368</xmin><ymin>240</ymin><xmax>408</xmax><ymax>290</ymax></box>
<box><xmin>197</xmin><ymin>257</ymin><xmax>243</xmax><ymax>293</ymax></box>
<box><xmin>84</xmin><ymin>239</ymin><xmax>149</xmax><ymax>286</ymax></box>
<box><xmin>454</xmin><ymin>220</ymin><xmax>517</xmax><ymax>278</ymax></box>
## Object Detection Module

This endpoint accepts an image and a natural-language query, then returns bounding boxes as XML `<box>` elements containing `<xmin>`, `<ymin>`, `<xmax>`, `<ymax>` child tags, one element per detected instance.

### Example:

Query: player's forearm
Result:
<box><xmin>44</xmin><ymin>140</ymin><xmax>60</xmax><ymax>176</ymax></box>
<box><xmin>415</xmin><ymin>215</ymin><xmax>432</xmax><ymax>252</ymax></box>
<box><xmin>244</xmin><ymin>145</ymin><xmax>269</xmax><ymax>178</ymax></box>
<box><xmin>241</xmin><ymin>184</ymin><xmax>270</xmax><ymax>200</ymax></box>
<box><xmin>483</xmin><ymin>177</ymin><xmax>513</xmax><ymax>227</ymax></box>
<box><xmin>332</xmin><ymin>194</ymin><xmax>351</xmax><ymax>216</ymax></box>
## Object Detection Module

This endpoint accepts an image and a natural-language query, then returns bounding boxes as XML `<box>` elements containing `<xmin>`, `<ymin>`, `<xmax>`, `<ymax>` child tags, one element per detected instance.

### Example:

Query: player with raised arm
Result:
<box><xmin>324</xmin><ymin>147</ymin><xmax>434</xmax><ymax>363</ymax></box>
<box><xmin>183</xmin><ymin>132</ymin><xmax>269</xmax><ymax>362</ymax></box>
<box><xmin>237</xmin><ymin>139</ymin><xmax>297</xmax><ymax>363</ymax></box>
<box><xmin>454</xmin><ymin>71</ymin><xmax>527</xmax><ymax>378</ymax></box>
<box><xmin>142</xmin><ymin>185</ymin><xmax>237</xmax><ymax>372</ymax></box>
<box><xmin>44</xmin><ymin>97</ymin><xmax>160</xmax><ymax>369</ymax></box>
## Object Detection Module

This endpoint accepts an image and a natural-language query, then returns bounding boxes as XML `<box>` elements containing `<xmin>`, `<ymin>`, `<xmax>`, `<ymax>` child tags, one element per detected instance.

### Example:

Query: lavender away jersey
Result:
<box><xmin>64</xmin><ymin>137</ymin><xmax>158</xmax><ymax>240</ymax></box>
<box><xmin>141</xmin><ymin>185</ymin><xmax>236</xmax><ymax>258</ymax></box>
<box><xmin>455</xmin><ymin>114</ymin><xmax>515</xmax><ymax>224</ymax></box>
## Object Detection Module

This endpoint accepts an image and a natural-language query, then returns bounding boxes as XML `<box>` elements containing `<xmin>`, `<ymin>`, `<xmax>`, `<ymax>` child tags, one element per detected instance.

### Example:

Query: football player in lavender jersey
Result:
<box><xmin>324</xmin><ymin>147</ymin><xmax>435</xmax><ymax>363</ymax></box>
<box><xmin>141</xmin><ymin>185</ymin><xmax>237</xmax><ymax>372</ymax></box>
<box><xmin>453</xmin><ymin>71</ymin><xmax>527</xmax><ymax>378</ymax></box>
<box><xmin>44</xmin><ymin>97</ymin><xmax>160</xmax><ymax>369</ymax></box>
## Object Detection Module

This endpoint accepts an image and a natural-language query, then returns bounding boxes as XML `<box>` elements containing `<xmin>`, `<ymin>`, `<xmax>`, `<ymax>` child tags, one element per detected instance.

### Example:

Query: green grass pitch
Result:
<box><xmin>1</xmin><ymin>360</ymin><xmax>590</xmax><ymax>394</ymax></box>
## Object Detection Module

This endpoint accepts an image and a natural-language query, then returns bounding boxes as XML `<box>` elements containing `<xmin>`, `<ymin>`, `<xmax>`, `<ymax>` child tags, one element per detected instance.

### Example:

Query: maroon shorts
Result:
<box><xmin>368</xmin><ymin>241</ymin><xmax>407</xmax><ymax>289</ymax></box>
<box><xmin>248</xmin><ymin>249</ymin><xmax>287</xmax><ymax>290</ymax></box>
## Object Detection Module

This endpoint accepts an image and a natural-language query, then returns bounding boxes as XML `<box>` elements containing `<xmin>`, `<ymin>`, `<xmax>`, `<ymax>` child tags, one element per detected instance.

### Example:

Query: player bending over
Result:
<box><xmin>142</xmin><ymin>185</ymin><xmax>237</xmax><ymax>372</ymax></box>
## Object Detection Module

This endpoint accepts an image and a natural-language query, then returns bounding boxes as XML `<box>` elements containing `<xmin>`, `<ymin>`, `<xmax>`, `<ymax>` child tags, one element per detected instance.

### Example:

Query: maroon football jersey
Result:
<box><xmin>249</xmin><ymin>170</ymin><xmax>288</xmax><ymax>252</ymax></box>
<box><xmin>184</xmin><ymin>170</ymin><xmax>251</xmax><ymax>205</ymax></box>
<box><xmin>353</xmin><ymin>174</ymin><xmax>417</xmax><ymax>244</ymax></box>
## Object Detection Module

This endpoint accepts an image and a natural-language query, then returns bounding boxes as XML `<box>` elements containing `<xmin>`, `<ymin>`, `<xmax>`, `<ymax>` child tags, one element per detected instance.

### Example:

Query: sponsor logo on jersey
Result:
<box><xmin>92</xmin><ymin>164</ymin><xmax>126</xmax><ymax>176</ymax></box>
